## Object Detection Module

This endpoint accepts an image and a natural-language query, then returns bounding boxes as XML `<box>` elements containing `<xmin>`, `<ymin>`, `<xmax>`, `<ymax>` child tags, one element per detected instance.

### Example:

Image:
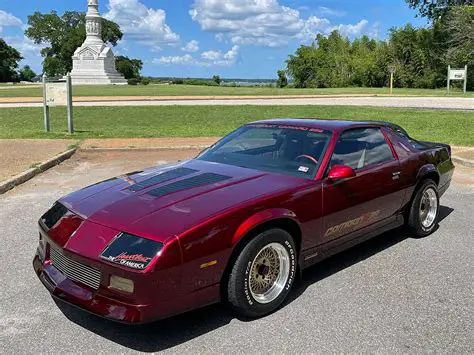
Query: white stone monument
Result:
<box><xmin>70</xmin><ymin>0</ymin><xmax>127</xmax><ymax>85</ymax></box>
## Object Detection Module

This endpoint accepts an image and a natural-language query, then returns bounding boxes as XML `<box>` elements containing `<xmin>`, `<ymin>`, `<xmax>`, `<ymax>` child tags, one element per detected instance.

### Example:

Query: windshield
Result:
<box><xmin>198</xmin><ymin>124</ymin><xmax>332</xmax><ymax>179</ymax></box>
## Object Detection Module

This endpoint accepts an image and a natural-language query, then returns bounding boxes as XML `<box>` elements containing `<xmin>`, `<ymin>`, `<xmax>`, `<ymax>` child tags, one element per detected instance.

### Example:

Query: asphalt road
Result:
<box><xmin>1</xmin><ymin>151</ymin><xmax>473</xmax><ymax>353</ymax></box>
<box><xmin>1</xmin><ymin>96</ymin><xmax>473</xmax><ymax>110</ymax></box>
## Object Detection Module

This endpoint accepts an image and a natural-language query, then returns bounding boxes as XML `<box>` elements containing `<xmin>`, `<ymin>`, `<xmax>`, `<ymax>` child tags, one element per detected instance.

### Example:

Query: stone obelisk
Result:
<box><xmin>70</xmin><ymin>0</ymin><xmax>127</xmax><ymax>85</ymax></box>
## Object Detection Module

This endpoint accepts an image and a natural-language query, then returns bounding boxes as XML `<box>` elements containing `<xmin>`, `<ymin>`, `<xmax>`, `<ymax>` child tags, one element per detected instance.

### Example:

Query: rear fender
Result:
<box><xmin>416</xmin><ymin>164</ymin><xmax>439</xmax><ymax>186</ymax></box>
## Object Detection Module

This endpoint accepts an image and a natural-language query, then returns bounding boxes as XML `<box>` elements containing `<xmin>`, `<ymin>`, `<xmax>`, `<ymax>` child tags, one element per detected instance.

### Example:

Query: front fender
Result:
<box><xmin>232</xmin><ymin>208</ymin><xmax>299</xmax><ymax>246</ymax></box>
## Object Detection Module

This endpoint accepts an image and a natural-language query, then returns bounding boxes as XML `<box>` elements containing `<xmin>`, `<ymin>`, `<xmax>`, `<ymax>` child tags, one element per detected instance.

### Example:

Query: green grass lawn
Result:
<box><xmin>1</xmin><ymin>105</ymin><xmax>473</xmax><ymax>146</ymax></box>
<box><xmin>0</xmin><ymin>84</ymin><xmax>472</xmax><ymax>98</ymax></box>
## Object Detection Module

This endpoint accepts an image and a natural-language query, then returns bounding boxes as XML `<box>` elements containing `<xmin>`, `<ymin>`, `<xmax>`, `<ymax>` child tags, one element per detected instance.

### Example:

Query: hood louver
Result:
<box><xmin>148</xmin><ymin>173</ymin><xmax>231</xmax><ymax>198</ymax></box>
<box><xmin>129</xmin><ymin>167</ymin><xmax>198</xmax><ymax>192</ymax></box>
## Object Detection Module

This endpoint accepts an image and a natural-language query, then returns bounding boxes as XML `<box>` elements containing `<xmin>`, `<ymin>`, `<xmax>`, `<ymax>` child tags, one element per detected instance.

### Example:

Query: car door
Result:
<box><xmin>322</xmin><ymin>127</ymin><xmax>404</xmax><ymax>242</ymax></box>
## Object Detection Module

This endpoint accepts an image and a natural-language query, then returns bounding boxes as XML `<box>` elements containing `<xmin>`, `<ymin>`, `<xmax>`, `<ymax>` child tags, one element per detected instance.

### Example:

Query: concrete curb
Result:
<box><xmin>452</xmin><ymin>155</ymin><xmax>474</xmax><ymax>168</ymax></box>
<box><xmin>79</xmin><ymin>145</ymin><xmax>210</xmax><ymax>152</ymax></box>
<box><xmin>0</xmin><ymin>148</ymin><xmax>77</xmax><ymax>195</ymax></box>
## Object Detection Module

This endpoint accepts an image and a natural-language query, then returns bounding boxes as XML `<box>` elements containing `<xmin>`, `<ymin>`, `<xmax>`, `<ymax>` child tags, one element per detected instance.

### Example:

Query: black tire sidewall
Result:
<box><xmin>228</xmin><ymin>228</ymin><xmax>297</xmax><ymax>317</ymax></box>
<box><xmin>409</xmin><ymin>180</ymin><xmax>440</xmax><ymax>236</ymax></box>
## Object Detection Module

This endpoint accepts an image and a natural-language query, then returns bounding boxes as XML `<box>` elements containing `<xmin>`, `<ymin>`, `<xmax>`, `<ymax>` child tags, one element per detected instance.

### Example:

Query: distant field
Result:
<box><xmin>1</xmin><ymin>105</ymin><xmax>473</xmax><ymax>146</ymax></box>
<box><xmin>0</xmin><ymin>84</ymin><xmax>472</xmax><ymax>98</ymax></box>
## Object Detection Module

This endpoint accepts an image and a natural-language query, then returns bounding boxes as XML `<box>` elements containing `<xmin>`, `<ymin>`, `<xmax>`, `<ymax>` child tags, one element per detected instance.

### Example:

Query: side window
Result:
<box><xmin>331</xmin><ymin>128</ymin><xmax>394</xmax><ymax>170</ymax></box>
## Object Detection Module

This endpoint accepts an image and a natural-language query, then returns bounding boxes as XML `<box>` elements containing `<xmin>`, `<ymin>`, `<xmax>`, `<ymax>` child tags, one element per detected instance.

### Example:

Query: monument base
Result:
<box><xmin>70</xmin><ymin>44</ymin><xmax>127</xmax><ymax>85</ymax></box>
<box><xmin>69</xmin><ymin>72</ymin><xmax>128</xmax><ymax>85</ymax></box>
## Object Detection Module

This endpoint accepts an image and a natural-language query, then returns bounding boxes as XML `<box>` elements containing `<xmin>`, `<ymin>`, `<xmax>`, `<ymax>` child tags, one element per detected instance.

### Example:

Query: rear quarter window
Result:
<box><xmin>331</xmin><ymin>128</ymin><xmax>394</xmax><ymax>170</ymax></box>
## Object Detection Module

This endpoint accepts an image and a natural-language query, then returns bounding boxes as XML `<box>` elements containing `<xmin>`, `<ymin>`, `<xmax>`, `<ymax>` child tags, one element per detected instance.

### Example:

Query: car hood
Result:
<box><xmin>60</xmin><ymin>160</ymin><xmax>304</xmax><ymax>243</ymax></box>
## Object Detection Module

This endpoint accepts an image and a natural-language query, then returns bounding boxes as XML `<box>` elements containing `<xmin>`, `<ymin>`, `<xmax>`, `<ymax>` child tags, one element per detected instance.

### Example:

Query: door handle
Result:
<box><xmin>392</xmin><ymin>171</ymin><xmax>401</xmax><ymax>180</ymax></box>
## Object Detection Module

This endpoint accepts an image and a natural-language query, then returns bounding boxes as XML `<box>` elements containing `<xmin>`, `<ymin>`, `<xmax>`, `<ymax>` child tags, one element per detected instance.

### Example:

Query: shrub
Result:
<box><xmin>141</xmin><ymin>78</ymin><xmax>151</xmax><ymax>85</ymax></box>
<box><xmin>128</xmin><ymin>78</ymin><xmax>139</xmax><ymax>85</ymax></box>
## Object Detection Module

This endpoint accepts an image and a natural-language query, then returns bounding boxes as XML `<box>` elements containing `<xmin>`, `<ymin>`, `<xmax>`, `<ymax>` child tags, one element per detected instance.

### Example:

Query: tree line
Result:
<box><xmin>1</xmin><ymin>1</ymin><xmax>473</xmax><ymax>89</ymax></box>
<box><xmin>284</xmin><ymin>3</ymin><xmax>473</xmax><ymax>90</ymax></box>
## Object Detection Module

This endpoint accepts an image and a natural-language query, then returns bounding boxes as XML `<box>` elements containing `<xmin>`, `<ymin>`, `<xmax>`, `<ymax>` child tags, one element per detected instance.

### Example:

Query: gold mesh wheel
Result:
<box><xmin>248</xmin><ymin>243</ymin><xmax>290</xmax><ymax>304</ymax></box>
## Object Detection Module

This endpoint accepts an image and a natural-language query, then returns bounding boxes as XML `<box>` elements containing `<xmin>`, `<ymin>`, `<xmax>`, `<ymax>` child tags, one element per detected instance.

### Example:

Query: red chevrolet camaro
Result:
<box><xmin>33</xmin><ymin>119</ymin><xmax>454</xmax><ymax>323</ymax></box>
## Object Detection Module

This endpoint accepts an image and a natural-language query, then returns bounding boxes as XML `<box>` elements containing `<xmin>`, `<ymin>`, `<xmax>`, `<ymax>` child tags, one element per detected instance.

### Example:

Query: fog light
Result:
<box><xmin>109</xmin><ymin>275</ymin><xmax>134</xmax><ymax>293</ymax></box>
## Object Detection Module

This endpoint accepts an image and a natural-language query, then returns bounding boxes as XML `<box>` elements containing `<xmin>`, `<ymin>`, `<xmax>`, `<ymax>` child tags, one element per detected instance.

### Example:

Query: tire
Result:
<box><xmin>227</xmin><ymin>228</ymin><xmax>297</xmax><ymax>318</ymax></box>
<box><xmin>407</xmin><ymin>179</ymin><xmax>440</xmax><ymax>237</ymax></box>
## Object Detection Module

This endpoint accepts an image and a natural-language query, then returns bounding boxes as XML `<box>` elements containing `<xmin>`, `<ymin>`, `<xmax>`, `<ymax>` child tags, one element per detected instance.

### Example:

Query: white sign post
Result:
<box><xmin>388</xmin><ymin>65</ymin><xmax>396</xmax><ymax>96</ymax></box>
<box><xmin>42</xmin><ymin>74</ymin><xmax>74</xmax><ymax>133</ymax></box>
<box><xmin>447</xmin><ymin>65</ymin><xmax>468</xmax><ymax>94</ymax></box>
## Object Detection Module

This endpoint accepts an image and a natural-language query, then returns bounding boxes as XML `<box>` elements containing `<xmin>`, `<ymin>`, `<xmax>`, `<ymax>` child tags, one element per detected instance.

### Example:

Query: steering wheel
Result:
<box><xmin>294</xmin><ymin>154</ymin><xmax>318</xmax><ymax>165</ymax></box>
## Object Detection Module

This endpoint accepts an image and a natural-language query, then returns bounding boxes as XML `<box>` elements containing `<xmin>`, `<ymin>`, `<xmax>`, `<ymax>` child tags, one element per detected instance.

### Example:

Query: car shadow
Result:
<box><xmin>55</xmin><ymin>205</ymin><xmax>454</xmax><ymax>352</ymax></box>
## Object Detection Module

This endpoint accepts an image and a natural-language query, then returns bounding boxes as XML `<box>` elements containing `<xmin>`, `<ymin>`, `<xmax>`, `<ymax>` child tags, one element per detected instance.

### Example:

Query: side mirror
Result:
<box><xmin>327</xmin><ymin>165</ymin><xmax>356</xmax><ymax>180</ymax></box>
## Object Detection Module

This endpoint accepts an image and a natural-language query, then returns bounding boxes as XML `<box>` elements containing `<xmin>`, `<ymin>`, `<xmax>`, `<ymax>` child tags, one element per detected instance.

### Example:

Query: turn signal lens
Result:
<box><xmin>109</xmin><ymin>275</ymin><xmax>134</xmax><ymax>293</ymax></box>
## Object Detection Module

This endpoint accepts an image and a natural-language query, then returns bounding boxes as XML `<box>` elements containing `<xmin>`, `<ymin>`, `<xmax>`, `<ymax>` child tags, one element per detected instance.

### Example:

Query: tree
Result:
<box><xmin>276</xmin><ymin>70</ymin><xmax>288</xmax><ymax>88</ymax></box>
<box><xmin>115</xmin><ymin>56</ymin><xmax>143</xmax><ymax>79</ymax></box>
<box><xmin>405</xmin><ymin>0</ymin><xmax>473</xmax><ymax>21</ymax></box>
<box><xmin>443</xmin><ymin>6</ymin><xmax>474</xmax><ymax>90</ymax></box>
<box><xmin>212</xmin><ymin>75</ymin><xmax>221</xmax><ymax>85</ymax></box>
<box><xmin>19</xmin><ymin>65</ymin><xmax>37</xmax><ymax>81</ymax></box>
<box><xmin>0</xmin><ymin>39</ymin><xmax>23</xmax><ymax>82</ymax></box>
<box><xmin>25</xmin><ymin>11</ymin><xmax>123</xmax><ymax>77</ymax></box>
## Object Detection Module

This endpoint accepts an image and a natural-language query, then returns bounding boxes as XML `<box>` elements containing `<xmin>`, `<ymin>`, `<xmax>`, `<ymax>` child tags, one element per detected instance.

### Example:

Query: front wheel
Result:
<box><xmin>407</xmin><ymin>179</ymin><xmax>440</xmax><ymax>237</ymax></box>
<box><xmin>227</xmin><ymin>228</ymin><xmax>297</xmax><ymax>318</ymax></box>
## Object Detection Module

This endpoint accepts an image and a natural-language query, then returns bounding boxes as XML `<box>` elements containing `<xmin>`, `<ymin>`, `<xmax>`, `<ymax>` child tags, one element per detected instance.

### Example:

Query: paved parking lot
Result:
<box><xmin>0</xmin><ymin>150</ymin><xmax>473</xmax><ymax>353</ymax></box>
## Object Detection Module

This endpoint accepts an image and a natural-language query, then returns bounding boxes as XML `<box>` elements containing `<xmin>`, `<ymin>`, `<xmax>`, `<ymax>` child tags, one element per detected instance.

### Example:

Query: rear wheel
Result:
<box><xmin>407</xmin><ymin>179</ymin><xmax>440</xmax><ymax>237</ymax></box>
<box><xmin>227</xmin><ymin>228</ymin><xmax>297</xmax><ymax>318</ymax></box>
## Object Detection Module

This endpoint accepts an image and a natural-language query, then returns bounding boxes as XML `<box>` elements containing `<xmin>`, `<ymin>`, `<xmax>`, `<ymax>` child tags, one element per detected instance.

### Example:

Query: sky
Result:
<box><xmin>0</xmin><ymin>0</ymin><xmax>427</xmax><ymax>79</ymax></box>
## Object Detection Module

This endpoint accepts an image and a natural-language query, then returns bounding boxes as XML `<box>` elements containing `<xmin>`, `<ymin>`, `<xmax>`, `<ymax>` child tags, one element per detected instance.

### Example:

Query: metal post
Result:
<box><xmin>447</xmin><ymin>65</ymin><xmax>450</xmax><ymax>95</ymax></box>
<box><xmin>42</xmin><ymin>74</ymin><xmax>50</xmax><ymax>132</ymax></box>
<box><xmin>390</xmin><ymin>72</ymin><xmax>394</xmax><ymax>96</ymax></box>
<box><xmin>463</xmin><ymin>65</ymin><xmax>468</xmax><ymax>94</ymax></box>
<box><xmin>66</xmin><ymin>73</ymin><xmax>74</xmax><ymax>134</ymax></box>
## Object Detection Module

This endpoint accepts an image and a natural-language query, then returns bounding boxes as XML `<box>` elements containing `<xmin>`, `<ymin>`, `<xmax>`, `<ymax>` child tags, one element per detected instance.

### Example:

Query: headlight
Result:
<box><xmin>40</xmin><ymin>202</ymin><xmax>68</xmax><ymax>229</ymax></box>
<box><xmin>100</xmin><ymin>233</ymin><xmax>163</xmax><ymax>270</ymax></box>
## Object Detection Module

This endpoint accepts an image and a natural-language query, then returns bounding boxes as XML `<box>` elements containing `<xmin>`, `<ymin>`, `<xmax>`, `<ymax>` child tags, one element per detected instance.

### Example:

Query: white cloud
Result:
<box><xmin>182</xmin><ymin>40</ymin><xmax>200</xmax><ymax>52</ymax></box>
<box><xmin>4</xmin><ymin>36</ymin><xmax>43</xmax><ymax>72</ymax></box>
<box><xmin>0</xmin><ymin>10</ymin><xmax>22</xmax><ymax>33</ymax></box>
<box><xmin>154</xmin><ymin>45</ymin><xmax>240</xmax><ymax>67</ymax></box>
<box><xmin>201</xmin><ymin>49</ymin><xmax>221</xmax><ymax>60</ymax></box>
<box><xmin>317</xmin><ymin>7</ymin><xmax>347</xmax><ymax>17</ymax></box>
<box><xmin>190</xmin><ymin>0</ymin><xmax>376</xmax><ymax>47</ymax></box>
<box><xmin>368</xmin><ymin>22</ymin><xmax>381</xmax><ymax>39</ymax></box>
<box><xmin>104</xmin><ymin>0</ymin><xmax>180</xmax><ymax>51</ymax></box>
<box><xmin>327</xmin><ymin>20</ymin><xmax>369</xmax><ymax>37</ymax></box>
<box><xmin>153</xmin><ymin>54</ymin><xmax>198</xmax><ymax>65</ymax></box>
<box><xmin>202</xmin><ymin>45</ymin><xmax>240</xmax><ymax>65</ymax></box>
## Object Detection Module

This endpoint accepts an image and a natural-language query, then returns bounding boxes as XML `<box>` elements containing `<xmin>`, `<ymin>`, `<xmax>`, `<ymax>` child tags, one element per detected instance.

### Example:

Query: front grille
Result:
<box><xmin>50</xmin><ymin>247</ymin><xmax>101</xmax><ymax>290</ymax></box>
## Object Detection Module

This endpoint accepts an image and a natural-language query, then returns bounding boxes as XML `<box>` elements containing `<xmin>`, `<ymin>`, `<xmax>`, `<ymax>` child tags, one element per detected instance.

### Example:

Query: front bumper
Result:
<box><xmin>32</xmin><ymin>241</ymin><xmax>191</xmax><ymax>324</ymax></box>
<box><xmin>33</xmin><ymin>250</ymin><xmax>152</xmax><ymax>323</ymax></box>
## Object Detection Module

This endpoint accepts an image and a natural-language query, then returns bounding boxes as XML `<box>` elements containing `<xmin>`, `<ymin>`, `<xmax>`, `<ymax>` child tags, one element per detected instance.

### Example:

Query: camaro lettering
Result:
<box><xmin>325</xmin><ymin>210</ymin><xmax>380</xmax><ymax>237</ymax></box>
